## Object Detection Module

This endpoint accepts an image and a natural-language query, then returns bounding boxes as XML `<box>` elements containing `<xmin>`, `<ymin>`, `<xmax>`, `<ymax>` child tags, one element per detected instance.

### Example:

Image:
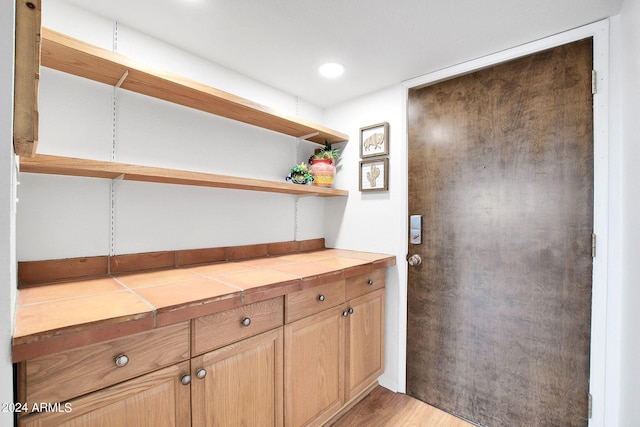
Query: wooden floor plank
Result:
<box><xmin>332</xmin><ymin>386</ymin><xmax>477</xmax><ymax>427</ymax></box>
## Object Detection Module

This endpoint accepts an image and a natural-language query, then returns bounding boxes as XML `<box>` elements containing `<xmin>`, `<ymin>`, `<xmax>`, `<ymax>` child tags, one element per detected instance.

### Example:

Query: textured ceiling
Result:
<box><xmin>57</xmin><ymin>0</ymin><xmax>621</xmax><ymax>107</ymax></box>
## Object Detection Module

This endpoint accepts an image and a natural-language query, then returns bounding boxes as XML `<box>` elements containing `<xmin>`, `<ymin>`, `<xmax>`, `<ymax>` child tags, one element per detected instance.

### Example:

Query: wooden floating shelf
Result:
<box><xmin>14</xmin><ymin>23</ymin><xmax>349</xmax><ymax>198</ymax></box>
<box><xmin>13</xmin><ymin>0</ymin><xmax>41</xmax><ymax>157</ymax></box>
<box><xmin>38</xmin><ymin>27</ymin><xmax>348</xmax><ymax>149</ymax></box>
<box><xmin>20</xmin><ymin>154</ymin><xmax>348</xmax><ymax>197</ymax></box>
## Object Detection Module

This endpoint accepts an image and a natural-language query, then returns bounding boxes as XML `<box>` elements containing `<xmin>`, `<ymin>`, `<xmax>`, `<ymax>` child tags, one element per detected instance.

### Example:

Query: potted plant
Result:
<box><xmin>310</xmin><ymin>141</ymin><xmax>341</xmax><ymax>187</ymax></box>
<box><xmin>286</xmin><ymin>162</ymin><xmax>314</xmax><ymax>185</ymax></box>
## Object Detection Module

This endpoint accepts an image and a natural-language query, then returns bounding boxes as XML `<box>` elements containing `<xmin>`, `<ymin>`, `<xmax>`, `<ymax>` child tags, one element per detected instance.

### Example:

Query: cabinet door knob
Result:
<box><xmin>367</xmin><ymin>279</ymin><xmax>374</xmax><ymax>285</ymax></box>
<box><xmin>318</xmin><ymin>294</ymin><xmax>325</xmax><ymax>302</ymax></box>
<box><xmin>196</xmin><ymin>368</ymin><xmax>207</xmax><ymax>379</ymax></box>
<box><xmin>180</xmin><ymin>374</ymin><xmax>192</xmax><ymax>385</ymax></box>
<box><xmin>241</xmin><ymin>317</ymin><xmax>251</xmax><ymax>327</ymax></box>
<box><xmin>342</xmin><ymin>310</ymin><xmax>349</xmax><ymax>317</ymax></box>
<box><xmin>114</xmin><ymin>354</ymin><xmax>129</xmax><ymax>368</ymax></box>
<box><xmin>348</xmin><ymin>307</ymin><xmax>354</xmax><ymax>315</ymax></box>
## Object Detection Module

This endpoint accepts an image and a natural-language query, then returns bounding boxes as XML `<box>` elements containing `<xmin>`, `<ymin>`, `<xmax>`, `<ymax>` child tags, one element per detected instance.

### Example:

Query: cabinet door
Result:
<box><xmin>284</xmin><ymin>304</ymin><xmax>346</xmax><ymax>427</ymax></box>
<box><xmin>18</xmin><ymin>361</ymin><xmax>191</xmax><ymax>427</ymax></box>
<box><xmin>345</xmin><ymin>288</ymin><xmax>385</xmax><ymax>401</ymax></box>
<box><xmin>191</xmin><ymin>328</ymin><xmax>283</xmax><ymax>427</ymax></box>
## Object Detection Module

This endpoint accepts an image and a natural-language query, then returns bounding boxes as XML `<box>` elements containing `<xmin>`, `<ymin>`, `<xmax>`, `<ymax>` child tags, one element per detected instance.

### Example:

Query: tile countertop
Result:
<box><xmin>12</xmin><ymin>248</ymin><xmax>395</xmax><ymax>363</ymax></box>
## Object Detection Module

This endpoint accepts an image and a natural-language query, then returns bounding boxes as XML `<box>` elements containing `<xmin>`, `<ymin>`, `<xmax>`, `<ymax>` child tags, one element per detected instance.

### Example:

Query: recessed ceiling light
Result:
<box><xmin>319</xmin><ymin>63</ymin><xmax>345</xmax><ymax>78</ymax></box>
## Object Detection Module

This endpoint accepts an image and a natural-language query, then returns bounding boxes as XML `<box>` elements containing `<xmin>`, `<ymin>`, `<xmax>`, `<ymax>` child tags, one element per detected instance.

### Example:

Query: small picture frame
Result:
<box><xmin>359</xmin><ymin>158</ymin><xmax>389</xmax><ymax>192</ymax></box>
<box><xmin>359</xmin><ymin>122</ymin><xmax>389</xmax><ymax>158</ymax></box>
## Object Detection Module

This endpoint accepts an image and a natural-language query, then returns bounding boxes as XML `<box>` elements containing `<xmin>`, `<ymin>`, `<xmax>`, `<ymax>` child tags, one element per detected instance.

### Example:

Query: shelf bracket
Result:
<box><xmin>115</xmin><ymin>70</ymin><xmax>129</xmax><ymax>89</ymax></box>
<box><xmin>113</xmin><ymin>173</ymin><xmax>125</xmax><ymax>181</ymax></box>
<box><xmin>298</xmin><ymin>132</ymin><xmax>320</xmax><ymax>142</ymax></box>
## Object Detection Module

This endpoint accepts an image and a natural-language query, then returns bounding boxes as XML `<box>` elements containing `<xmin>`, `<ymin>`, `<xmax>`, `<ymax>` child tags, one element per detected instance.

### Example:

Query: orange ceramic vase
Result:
<box><xmin>310</xmin><ymin>158</ymin><xmax>336</xmax><ymax>187</ymax></box>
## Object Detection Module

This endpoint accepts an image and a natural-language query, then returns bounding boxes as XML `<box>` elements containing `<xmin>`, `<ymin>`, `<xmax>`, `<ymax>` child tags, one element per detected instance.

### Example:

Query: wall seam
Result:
<box><xmin>109</xmin><ymin>21</ymin><xmax>119</xmax><ymax>266</ymax></box>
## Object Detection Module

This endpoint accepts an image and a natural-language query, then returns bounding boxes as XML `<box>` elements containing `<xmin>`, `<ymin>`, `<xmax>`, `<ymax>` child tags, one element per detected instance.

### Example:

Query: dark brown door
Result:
<box><xmin>407</xmin><ymin>39</ymin><xmax>594</xmax><ymax>427</ymax></box>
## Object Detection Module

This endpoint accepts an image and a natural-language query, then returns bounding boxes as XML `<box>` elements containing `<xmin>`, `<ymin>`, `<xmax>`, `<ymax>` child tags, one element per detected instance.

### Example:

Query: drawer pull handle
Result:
<box><xmin>241</xmin><ymin>317</ymin><xmax>252</xmax><ymax>327</ymax></box>
<box><xmin>114</xmin><ymin>354</ymin><xmax>129</xmax><ymax>368</ymax></box>
<box><xmin>367</xmin><ymin>279</ymin><xmax>374</xmax><ymax>285</ymax></box>
<box><xmin>196</xmin><ymin>368</ymin><xmax>207</xmax><ymax>379</ymax></box>
<box><xmin>181</xmin><ymin>374</ymin><xmax>192</xmax><ymax>385</ymax></box>
<box><xmin>318</xmin><ymin>295</ymin><xmax>326</xmax><ymax>302</ymax></box>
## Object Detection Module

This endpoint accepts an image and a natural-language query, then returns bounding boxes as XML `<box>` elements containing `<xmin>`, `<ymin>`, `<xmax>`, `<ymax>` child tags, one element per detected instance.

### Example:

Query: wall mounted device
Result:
<box><xmin>410</xmin><ymin>215</ymin><xmax>422</xmax><ymax>245</ymax></box>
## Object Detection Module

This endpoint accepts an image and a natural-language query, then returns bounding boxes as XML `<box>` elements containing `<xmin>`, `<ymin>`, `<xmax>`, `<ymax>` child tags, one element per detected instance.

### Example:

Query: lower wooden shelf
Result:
<box><xmin>20</xmin><ymin>154</ymin><xmax>348</xmax><ymax>197</ymax></box>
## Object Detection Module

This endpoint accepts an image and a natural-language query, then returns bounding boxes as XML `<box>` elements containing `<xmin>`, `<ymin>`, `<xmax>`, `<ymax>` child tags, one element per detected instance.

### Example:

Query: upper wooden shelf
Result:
<box><xmin>20</xmin><ymin>154</ymin><xmax>348</xmax><ymax>197</ymax></box>
<box><xmin>39</xmin><ymin>27</ymin><xmax>348</xmax><ymax>147</ymax></box>
<box><xmin>13</xmin><ymin>0</ymin><xmax>41</xmax><ymax>157</ymax></box>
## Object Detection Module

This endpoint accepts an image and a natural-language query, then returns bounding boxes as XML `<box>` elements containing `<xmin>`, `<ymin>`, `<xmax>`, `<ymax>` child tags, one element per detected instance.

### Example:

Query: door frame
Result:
<box><xmin>400</xmin><ymin>19</ymin><xmax>611</xmax><ymax>427</ymax></box>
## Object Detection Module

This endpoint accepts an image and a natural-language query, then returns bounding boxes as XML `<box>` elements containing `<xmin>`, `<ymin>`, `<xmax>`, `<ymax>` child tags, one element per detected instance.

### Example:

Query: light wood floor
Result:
<box><xmin>332</xmin><ymin>386</ymin><xmax>477</xmax><ymax>427</ymax></box>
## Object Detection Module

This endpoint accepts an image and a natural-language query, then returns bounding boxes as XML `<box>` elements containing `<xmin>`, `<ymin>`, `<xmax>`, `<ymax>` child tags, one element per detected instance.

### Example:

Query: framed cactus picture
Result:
<box><xmin>359</xmin><ymin>158</ymin><xmax>389</xmax><ymax>192</ymax></box>
<box><xmin>359</xmin><ymin>122</ymin><xmax>389</xmax><ymax>158</ymax></box>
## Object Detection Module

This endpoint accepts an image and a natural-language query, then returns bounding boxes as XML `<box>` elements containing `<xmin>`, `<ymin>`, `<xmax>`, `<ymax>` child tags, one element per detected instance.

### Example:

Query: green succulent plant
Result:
<box><xmin>287</xmin><ymin>162</ymin><xmax>314</xmax><ymax>184</ymax></box>
<box><xmin>313</xmin><ymin>140</ymin><xmax>341</xmax><ymax>161</ymax></box>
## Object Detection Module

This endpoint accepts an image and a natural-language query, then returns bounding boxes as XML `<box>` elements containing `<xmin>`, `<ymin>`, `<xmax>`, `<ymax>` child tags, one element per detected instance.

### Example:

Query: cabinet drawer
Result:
<box><xmin>22</xmin><ymin>321</ymin><xmax>190</xmax><ymax>406</ymax></box>
<box><xmin>285</xmin><ymin>280</ymin><xmax>345</xmax><ymax>324</ymax></box>
<box><xmin>192</xmin><ymin>296</ymin><xmax>283</xmax><ymax>355</ymax></box>
<box><xmin>345</xmin><ymin>268</ymin><xmax>385</xmax><ymax>300</ymax></box>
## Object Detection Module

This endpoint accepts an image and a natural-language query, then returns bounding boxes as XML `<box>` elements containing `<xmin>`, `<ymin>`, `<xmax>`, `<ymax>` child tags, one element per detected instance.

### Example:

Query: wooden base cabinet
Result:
<box><xmin>16</xmin><ymin>275</ymin><xmax>387</xmax><ymax>427</ymax></box>
<box><xmin>20</xmin><ymin>329</ymin><xmax>284</xmax><ymax>427</ymax></box>
<box><xmin>191</xmin><ymin>328</ymin><xmax>284</xmax><ymax>427</ymax></box>
<box><xmin>345</xmin><ymin>288</ymin><xmax>385</xmax><ymax>401</ymax></box>
<box><xmin>284</xmin><ymin>304</ymin><xmax>346</xmax><ymax>427</ymax></box>
<box><xmin>284</xmin><ymin>277</ymin><xmax>385</xmax><ymax>427</ymax></box>
<box><xmin>18</xmin><ymin>361</ymin><xmax>191</xmax><ymax>427</ymax></box>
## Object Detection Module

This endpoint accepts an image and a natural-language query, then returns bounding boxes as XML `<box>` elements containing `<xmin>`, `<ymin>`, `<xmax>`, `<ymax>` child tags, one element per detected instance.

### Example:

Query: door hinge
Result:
<box><xmin>588</xmin><ymin>393</ymin><xmax>593</xmax><ymax>418</ymax></box>
<box><xmin>592</xmin><ymin>70</ymin><xmax>597</xmax><ymax>94</ymax></box>
<box><xmin>591</xmin><ymin>233</ymin><xmax>597</xmax><ymax>258</ymax></box>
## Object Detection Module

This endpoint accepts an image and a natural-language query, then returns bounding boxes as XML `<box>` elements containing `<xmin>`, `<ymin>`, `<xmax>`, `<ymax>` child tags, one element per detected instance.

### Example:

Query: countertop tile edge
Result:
<box><xmin>12</xmin><ymin>316</ymin><xmax>154</xmax><ymax>363</ymax></box>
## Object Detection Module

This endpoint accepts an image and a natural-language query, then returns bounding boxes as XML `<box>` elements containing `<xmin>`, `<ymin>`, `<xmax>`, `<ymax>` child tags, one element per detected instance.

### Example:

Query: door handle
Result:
<box><xmin>407</xmin><ymin>254</ymin><xmax>422</xmax><ymax>266</ymax></box>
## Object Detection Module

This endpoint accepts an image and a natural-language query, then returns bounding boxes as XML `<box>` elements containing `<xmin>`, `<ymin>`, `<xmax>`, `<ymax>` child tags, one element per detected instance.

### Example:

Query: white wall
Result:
<box><xmin>324</xmin><ymin>85</ymin><xmax>406</xmax><ymax>391</ymax></box>
<box><xmin>617</xmin><ymin>0</ymin><xmax>640</xmax><ymax>425</ymax></box>
<box><xmin>0</xmin><ymin>0</ymin><xmax>17</xmax><ymax>424</ymax></box>
<box><xmin>18</xmin><ymin>1</ymin><xmax>329</xmax><ymax>261</ymax></box>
